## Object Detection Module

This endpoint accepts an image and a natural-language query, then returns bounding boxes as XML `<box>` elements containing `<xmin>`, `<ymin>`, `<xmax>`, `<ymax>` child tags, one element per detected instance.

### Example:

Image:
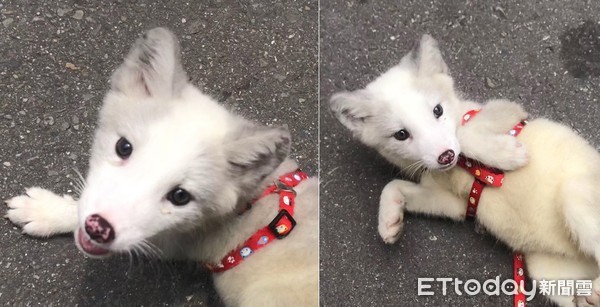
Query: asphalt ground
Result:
<box><xmin>320</xmin><ymin>0</ymin><xmax>599</xmax><ymax>306</ymax></box>
<box><xmin>0</xmin><ymin>0</ymin><xmax>317</xmax><ymax>305</ymax></box>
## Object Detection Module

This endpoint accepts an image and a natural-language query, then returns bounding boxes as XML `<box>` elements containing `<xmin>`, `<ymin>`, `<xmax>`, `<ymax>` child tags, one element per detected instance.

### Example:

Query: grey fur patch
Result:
<box><xmin>110</xmin><ymin>27</ymin><xmax>188</xmax><ymax>99</ymax></box>
<box><xmin>225</xmin><ymin>121</ymin><xmax>291</xmax><ymax>200</ymax></box>
<box><xmin>329</xmin><ymin>89</ymin><xmax>376</xmax><ymax>133</ymax></box>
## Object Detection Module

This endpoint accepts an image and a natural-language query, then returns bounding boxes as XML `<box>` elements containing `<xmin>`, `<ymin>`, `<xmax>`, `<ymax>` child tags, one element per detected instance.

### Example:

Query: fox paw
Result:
<box><xmin>5</xmin><ymin>187</ymin><xmax>78</xmax><ymax>237</ymax></box>
<box><xmin>378</xmin><ymin>188</ymin><xmax>406</xmax><ymax>244</ymax></box>
<box><xmin>577</xmin><ymin>279</ymin><xmax>600</xmax><ymax>306</ymax></box>
<box><xmin>493</xmin><ymin>136</ymin><xmax>529</xmax><ymax>171</ymax></box>
<box><xmin>575</xmin><ymin>296</ymin><xmax>595</xmax><ymax>306</ymax></box>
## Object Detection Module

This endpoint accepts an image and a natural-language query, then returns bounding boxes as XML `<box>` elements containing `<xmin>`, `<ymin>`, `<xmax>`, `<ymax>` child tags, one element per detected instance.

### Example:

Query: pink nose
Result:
<box><xmin>84</xmin><ymin>214</ymin><xmax>115</xmax><ymax>243</ymax></box>
<box><xmin>438</xmin><ymin>149</ymin><xmax>455</xmax><ymax>166</ymax></box>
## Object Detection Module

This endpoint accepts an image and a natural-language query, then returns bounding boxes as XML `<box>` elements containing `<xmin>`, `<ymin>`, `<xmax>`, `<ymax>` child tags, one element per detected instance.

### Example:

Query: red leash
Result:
<box><xmin>459</xmin><ymin>110</ymin><xmax>527</xmax><ymax>307</ymax></box>
<box><xmin>205</xmin><ymin>170</ymin><xmax>309</xmax><ymax>273</ymax></box>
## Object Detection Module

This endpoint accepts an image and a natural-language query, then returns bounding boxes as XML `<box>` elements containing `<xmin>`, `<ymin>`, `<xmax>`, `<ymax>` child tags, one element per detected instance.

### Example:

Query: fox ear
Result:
<box><xmin>225</xmin><ymin>123</ymin><xmax>291</xmax><ymax>193</ymax></box>
<box><xmin>329</xmin><ymin>90</ymin><xmax>376</xmax><ymax>135</ymax></box>
<box><xmin>110</xmin><ymin>27</ymin><xmax>188</xmax><ymax>99</ymax></box>
<box><xmin>414</xmin><ymin>34</ymin><xmax>449</xmax><ymax>76</ymax></box>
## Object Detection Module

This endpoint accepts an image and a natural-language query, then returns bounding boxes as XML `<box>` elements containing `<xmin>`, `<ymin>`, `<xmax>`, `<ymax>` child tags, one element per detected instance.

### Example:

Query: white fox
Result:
<box><xmin>6</xmin><ymin>28</ymin><xmax>318</xmax><ymax>307</ymax></box>
<box><xmin>330</xmin><ymin>34</ymin><xmax>600</xmax><ymax>306</ymax></box>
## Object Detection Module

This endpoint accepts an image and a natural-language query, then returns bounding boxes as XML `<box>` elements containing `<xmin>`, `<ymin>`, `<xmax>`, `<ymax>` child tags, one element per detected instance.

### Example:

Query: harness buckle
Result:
<box><xmin>268</xmin><ymin>209</ymin><xmax>296</xmax><ymax>239</ymax></box>
<box><xmin>274</xmin><ymin>180</ymin><xmax>297</xmax><ymax>195</ymax></box>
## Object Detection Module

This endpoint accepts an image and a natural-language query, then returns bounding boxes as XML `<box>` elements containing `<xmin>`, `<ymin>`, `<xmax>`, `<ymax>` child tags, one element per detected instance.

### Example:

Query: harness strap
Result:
<box><xmin>205</xmin><ymin>170</ymin><xmax>309</xmax><ymax>273</ymax></box>
<box><xmin>459</xmin><ymin>109</ymin><xmax>527</xmax><ymax>307</ymax></box>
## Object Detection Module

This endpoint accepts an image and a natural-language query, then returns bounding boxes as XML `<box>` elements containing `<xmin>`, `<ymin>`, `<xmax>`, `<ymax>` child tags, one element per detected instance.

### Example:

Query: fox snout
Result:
<box><xmin>84</xmin><ymin>214</ymin><xmax>115</xmax><ymax>244</ymax></box>
<box><xmin>437</xmin><ymin>149</ymin><xmax>455</xmax><ymax>166</ymax></box>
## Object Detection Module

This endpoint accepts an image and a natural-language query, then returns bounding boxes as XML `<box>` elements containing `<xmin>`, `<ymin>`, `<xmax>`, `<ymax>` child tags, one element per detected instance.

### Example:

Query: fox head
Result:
<box><xmin>75</xmin><ymin>28</ymin><xmax>291</xmax><ymax>258</ymax></box>
<box><xmin>330</xmin><ymin>35</ymin><xmax>463</xmax><ymax>173</ymax></box>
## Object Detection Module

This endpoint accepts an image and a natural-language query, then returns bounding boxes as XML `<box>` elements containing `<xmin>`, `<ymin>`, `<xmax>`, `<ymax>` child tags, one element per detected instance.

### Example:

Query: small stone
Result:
<box><xmin>273</xmin><ymin>74</ymin><xmax>286</xmax><ymax>82</ymax></box>
<box><xmin>429</xmin><ymin>235</ymin><xmax>438</xmax><ymax>241</ymax></box>
<box><xmin>493</xmin><ymin>6</ymin><xmax>507</xmax><ymax>19</ymax></box>
<box><xmin>298</xmin><ymin>98</ymin><xmax>306</xmax><ymax>103</ymax></box>
<box><xmin>18</xmin><ymin>110</ymin><xmax>25</xmax><ymax>116</ymax></box>
<box><xmin>3</xmin><ymin>162</ymin><xmax>10</xmax><ymax>167</ymax></box>
<box><xmin>61</xmin><ymin>122</ymin><xmax>70</xmax><ymax>131</ymax></box>
<box><xmin>65</xmin><ymin>62</ymin><xmax>79</xmax><ymax>70</ymax></box>
<box><xmin>68</xmin><ymin>153</ymin><xmax>77</xmax><ymax>160</ymax></box>
<box><xmin>9</xmin><ymin>121</ymin><xmax>15</xmax><ymax>128</ymax></box>
<box><xmin>72</xmin><ymin>115</ymin><xmax>79</xmax><ymax>124</ymax></box>
<box><xmin>57</xmin><ymin>8</ymin><xmax>72</xmax><ymax>17</ymax></box>
<box><xmin>73</xmin><ymin>125</ymin><xmax>79</xmax><ymax>130</ymax></box>
<box><xmin>82</xmin><ymin>93</ymin><xmax>94</xmax><ymax>101</ymax></box>
<box><xmin>259</xmin><ymin>59</ymin><xmax>268</xmax><ymax>67</ymax></box>
<box><xmin>186</xmin><ymin>20</ymin><xmax>203</xmax><ymax>35</ymax></box>
<box><xmin>44</xmin><ymin>116</ymin><xmax>55</xmax><ymax>126</ymax></box>
<box><xmin>72</xmin><ymin>10</ymin><xmax>84</xmax><ymax>20</ymax></box>
<box><xmin>47</xmin><ymin>170</ymin><xmax>59</xmax><ymax>176</ymax></box>
<box><xmin>4</xmin><ymin>114</ymin><xmax>12</xmax><ymax>120</ymax></box>
<box><xmin>2</xmin><ymin>18</ymin><xmax>13</xmax><ymax>27</ymax></box>
<box><xmin>485</xmin><ymin>77</ymin><xmax>500</xmax><ymax>89</ymax></box>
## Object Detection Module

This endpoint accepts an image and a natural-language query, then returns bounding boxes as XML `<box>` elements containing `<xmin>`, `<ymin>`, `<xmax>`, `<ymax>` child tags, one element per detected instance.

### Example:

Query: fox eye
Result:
<box><xmin>115</xmin><ymin>137</ymin><xmax>133</xmax><ymax>159</ymax></box>
<box><xmin>433</xmin><ymin>104</ymin><xmax>444</xmax><ymax>118</ymax></box>
<box><xmin>167</xmin><ymin>187</ymin><xmax>192</xmax><ymax>206</ymax></box>
<box><xmin>393</xmin><ymin>129</ymin><xmax>410</xmax><ymax>141</ymax></box>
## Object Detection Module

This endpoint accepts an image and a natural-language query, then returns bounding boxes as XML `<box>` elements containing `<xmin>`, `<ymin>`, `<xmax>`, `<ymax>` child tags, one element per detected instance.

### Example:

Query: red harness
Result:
<box><xmin>459</xmin><ymin>109</ymin><xmax>527</xmax><ymax>307</ymax></box>
<box><xmin>205</xmin><ymin>170</ymin><xmax>309</xmax><ymax>273</ymax></box>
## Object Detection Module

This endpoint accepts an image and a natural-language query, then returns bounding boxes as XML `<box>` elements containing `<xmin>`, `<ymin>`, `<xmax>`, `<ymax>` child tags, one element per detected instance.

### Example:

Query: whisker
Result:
<box><xmin>70</xmin><ymin>167</ymin><xmax>87</xmax><ymax>197</ymax></box>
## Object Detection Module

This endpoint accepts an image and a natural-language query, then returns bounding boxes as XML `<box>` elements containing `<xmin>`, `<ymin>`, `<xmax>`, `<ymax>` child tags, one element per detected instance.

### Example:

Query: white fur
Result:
<box><xmin>331</xmin><ymin>35</ymin><xmax>600</xmax><ymax>307</ymax></box>
<box><xmin>5</xmin><ymin>28</ymin><xmax>317</xmax><ymax>306</ymax></box>
<box><xmin>5</xmin><ymin>187</ymin><xmax>78</xmax><ymax>236</ymax></box>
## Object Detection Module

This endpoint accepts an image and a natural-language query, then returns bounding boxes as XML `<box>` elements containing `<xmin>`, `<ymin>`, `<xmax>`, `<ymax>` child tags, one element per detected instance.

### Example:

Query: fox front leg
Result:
<box><xmin>5</xmin><ymin>187</ymin><xmax>78</xmax><ymax>237</ymax></box>
<box><xmin>378</xmin><ymin>177</ymin><xmax>466</xmax><ymax>244</ymax></box>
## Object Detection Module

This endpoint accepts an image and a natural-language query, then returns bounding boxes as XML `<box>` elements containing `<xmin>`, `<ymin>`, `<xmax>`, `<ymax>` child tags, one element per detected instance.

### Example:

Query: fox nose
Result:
<box><xmin>437</xmin><ymin>149</ymin><xmax>456</xmax><ymax>166</ymax></box>
<box><xmin>84</xmin><ymin>214</ymin><xmax>115</xmax><ymax>244</ymax></box>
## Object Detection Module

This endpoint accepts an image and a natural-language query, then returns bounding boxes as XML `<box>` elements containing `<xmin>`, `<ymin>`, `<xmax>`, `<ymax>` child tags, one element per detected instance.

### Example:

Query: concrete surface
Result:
<box><xmin>320</xmin><ymin>0</ymin><xmax>599</xmax><ymax>306</ymax></box>
<box><xmin>0</xmin><ymin>0</ymin><xmax>317</xmax><ymax>305</ymax></box>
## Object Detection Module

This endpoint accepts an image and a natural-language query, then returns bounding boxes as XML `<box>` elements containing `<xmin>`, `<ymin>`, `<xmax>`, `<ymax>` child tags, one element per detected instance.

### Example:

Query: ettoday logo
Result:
<box><xmin>418</xmin><ymin>277</ymin><xmax>593</xmax><ymax>301</ymax></box>
<box><xmin>417</xmin><ymin>277</ymin><xmax>594</xmax><ymax>301</ymax></box>
<box><xmin>418</xmin><ymin>277</ymin><xmax>536</xmax><ymax>301</ymax></box>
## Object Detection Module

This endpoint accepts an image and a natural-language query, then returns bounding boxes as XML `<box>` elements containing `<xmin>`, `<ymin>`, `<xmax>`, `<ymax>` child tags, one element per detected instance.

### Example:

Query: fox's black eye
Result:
<box><xmin>393</xmin><ymin>129</ymin><xmax>410</xmax><ymax>141</ymax></box>
<box><xmin>115</xmin><ymin>137</ymin><xmax>133</xmax><ymax>159</ymax></box>
<box><xmin>433</xmin><ymin>104</ymin><xmax>444</xmax><ymax>118</ymax></box>
<box><xmin>167</xmin><ymin>188</ymin><xmax>192</xmax><ymax>206</ymax></box>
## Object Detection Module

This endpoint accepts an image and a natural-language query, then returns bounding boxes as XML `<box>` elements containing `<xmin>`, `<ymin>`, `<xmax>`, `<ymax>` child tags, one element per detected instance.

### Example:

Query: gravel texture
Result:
<box><xmin>320</xmin><ymin>0</ymin><xmax>599</xmax><ymax>306</ymax></box>
<box><xmin>0</xmin><ymin>0</ymin><xmax>317</xmax><ymax>305</ymax></box>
